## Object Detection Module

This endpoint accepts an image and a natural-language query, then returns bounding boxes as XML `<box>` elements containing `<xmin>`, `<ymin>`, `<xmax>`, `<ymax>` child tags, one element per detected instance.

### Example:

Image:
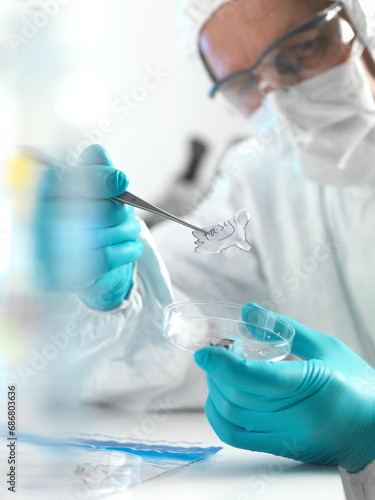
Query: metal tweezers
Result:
<box><xmin>18</xmin><ymin>146</ymin><xmax>207</xmax><ymax>233</ymax></box>
<box><xmin>113</xmin><ymin>191</ymin><xmax>206</xmax><ymax>233</ymax></box>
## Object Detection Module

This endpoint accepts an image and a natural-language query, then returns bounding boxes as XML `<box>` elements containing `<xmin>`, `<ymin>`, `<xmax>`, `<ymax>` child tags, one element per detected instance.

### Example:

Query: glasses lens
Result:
<box><xmin>220</xmin><ymin>73</ymin><xmax>263</xmax><ymax>117</ymax></box>
<box><xmin>214</xmin><ymin>15</ymin><xmax>356</xmax><ymax>116</ymax></box>
<box><xmin>260</xmin><ymin>16</ymin><xmax>355</xmax><ymax>85</ymax></box>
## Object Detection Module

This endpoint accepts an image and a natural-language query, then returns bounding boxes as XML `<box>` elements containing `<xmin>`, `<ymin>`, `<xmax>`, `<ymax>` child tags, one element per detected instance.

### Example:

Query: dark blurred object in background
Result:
<box><xmin>180</xmin><ymin>138</ymin><xmax>207</xmax><ymax>182</ymax></box>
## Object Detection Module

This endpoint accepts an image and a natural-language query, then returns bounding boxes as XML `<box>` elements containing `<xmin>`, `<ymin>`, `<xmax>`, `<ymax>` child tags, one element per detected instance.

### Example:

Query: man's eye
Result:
<box><xmin>296</xmin><ymin>39</ymin><xmax>316</xmax><ymax>52</ymax></box>
<box><xmin>273</xmin><ymin>53</ymin><xmax>299</xmax><ymax>74</ymax></box>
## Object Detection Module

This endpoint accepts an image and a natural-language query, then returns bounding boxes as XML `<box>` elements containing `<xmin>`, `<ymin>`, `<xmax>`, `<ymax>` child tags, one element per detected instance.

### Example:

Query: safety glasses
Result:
<box><xmin>207</xmin><ymin>1</ymin><xmax>358</xmax><ymax>115</ymax></box>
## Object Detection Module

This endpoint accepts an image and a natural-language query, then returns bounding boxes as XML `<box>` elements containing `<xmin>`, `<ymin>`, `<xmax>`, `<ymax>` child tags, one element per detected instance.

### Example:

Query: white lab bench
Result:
<box><xmin>80</xmin><ymin>406</ymin><xmax>346</xmax><ymax>500</ymax></box>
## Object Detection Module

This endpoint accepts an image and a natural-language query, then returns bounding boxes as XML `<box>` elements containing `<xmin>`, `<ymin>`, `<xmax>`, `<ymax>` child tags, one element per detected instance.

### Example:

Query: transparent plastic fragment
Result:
<box><xmin>193</xmin><ymin>207</ymin><xmax>251</xmax><ymax>254</ymax></box>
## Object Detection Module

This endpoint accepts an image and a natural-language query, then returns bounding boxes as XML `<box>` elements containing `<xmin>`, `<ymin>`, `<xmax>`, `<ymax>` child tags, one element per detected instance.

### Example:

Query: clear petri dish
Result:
<box><xmin>163</xmin><ymin>301</ymin><xmax>295</xmax><ymax>361</ymax></box>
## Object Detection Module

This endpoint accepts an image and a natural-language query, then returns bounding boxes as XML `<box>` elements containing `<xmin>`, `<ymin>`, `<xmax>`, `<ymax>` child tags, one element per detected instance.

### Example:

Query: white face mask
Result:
<box><xmin>249</xmin><ymin>50</ymin><xmax>375</xmax><ymax>187</ymax></box>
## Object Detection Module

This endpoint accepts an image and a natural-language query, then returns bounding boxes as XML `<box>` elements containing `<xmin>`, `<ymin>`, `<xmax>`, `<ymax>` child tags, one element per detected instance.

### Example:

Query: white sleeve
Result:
<box><xmin>64</xmin><ymin>220</ymin><xmax>209</xmax><ymax>411</ymax></box>
<box><xmin>339</xmin><ymin>461</ymin><xmax>375</xmax><ymax>500</ymax></box>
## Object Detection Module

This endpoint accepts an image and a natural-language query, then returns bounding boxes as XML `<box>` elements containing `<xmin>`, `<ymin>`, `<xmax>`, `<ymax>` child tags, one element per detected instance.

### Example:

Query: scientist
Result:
<box><xmin>36</xmin><ymin>0</ymin><xmax>375</xmax><ymax>497</ymax></box>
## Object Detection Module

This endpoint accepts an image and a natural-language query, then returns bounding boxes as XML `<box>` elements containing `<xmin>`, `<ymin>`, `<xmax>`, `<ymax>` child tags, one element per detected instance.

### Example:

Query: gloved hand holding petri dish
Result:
<box><xmin>163</xmin><ymin>301</ymin><xmax>295</xmax><ymax>361</ymax></box>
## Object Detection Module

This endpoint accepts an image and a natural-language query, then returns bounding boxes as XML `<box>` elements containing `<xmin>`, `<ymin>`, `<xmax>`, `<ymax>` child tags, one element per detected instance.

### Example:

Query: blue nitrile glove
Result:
<box><xmin>35</xmin><ymin>144</ymin><xmax>143</xmax><ymax>310</ymax></box>
<box><xmin>194</xmin><ymin>303</ymin><xmax>375</xmax><ymax>473</ymax></box>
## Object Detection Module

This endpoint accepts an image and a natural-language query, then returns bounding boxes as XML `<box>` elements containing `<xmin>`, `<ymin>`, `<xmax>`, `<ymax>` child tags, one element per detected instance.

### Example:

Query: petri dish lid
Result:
<box><xmin>163</xmin><ymin>300</ymin><xmax>295</xmax><ymax>361</ymax></box>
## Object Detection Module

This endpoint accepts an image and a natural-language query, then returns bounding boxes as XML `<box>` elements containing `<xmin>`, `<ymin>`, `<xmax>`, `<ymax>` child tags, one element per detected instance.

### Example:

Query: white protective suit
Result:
<box><xmin>66</xmin><ymin>1</ymin><xmax>375</xmax><ymax>498</ymax></box>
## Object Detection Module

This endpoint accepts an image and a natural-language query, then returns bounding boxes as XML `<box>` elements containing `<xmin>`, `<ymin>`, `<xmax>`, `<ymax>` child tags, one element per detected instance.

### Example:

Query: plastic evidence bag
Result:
<box><xmin>1</xmin><ymin>432</ymin><xmax>222</xmax><ymax>499</ymax></box>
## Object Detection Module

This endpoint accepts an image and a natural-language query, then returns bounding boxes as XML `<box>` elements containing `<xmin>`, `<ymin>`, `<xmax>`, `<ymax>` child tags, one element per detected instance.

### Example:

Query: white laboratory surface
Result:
<box><xmin>80</xmin><ymin>407</ymin><xmax>346</xmax><ymax>500</ymax></box>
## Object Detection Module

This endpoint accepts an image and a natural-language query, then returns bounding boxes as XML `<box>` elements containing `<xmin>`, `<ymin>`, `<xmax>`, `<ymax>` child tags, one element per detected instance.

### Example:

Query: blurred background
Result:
<box><xmin>0</xmin><ymin>0</ymin><xmax>245</xmax><ymax>206</ymax></box>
